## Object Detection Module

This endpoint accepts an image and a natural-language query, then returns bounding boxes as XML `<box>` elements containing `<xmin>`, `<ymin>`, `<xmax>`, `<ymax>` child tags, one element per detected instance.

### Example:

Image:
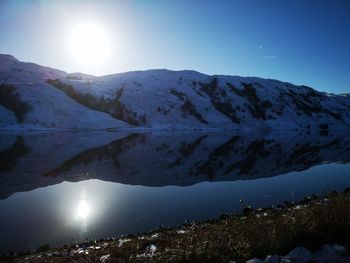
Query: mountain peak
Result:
<box><xmin>0</xmin><ymin>54</ymin><xmax>18</xmax><ymax>62</ymax></box>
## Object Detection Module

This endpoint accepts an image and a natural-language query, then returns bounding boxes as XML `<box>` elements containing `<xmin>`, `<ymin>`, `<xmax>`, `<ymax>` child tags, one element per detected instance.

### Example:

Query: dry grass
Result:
<box><xmin>8</xmin><ymin>191</ymin><xmax>350</xmax><ymax>263</ymax></box>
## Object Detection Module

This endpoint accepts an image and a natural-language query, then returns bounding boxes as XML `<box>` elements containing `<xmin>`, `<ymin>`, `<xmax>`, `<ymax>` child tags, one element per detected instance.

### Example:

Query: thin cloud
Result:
<box><xmin>263</xmin><ymin>55</ymin><xmax>278</xmax><ymax>59</ymax></box>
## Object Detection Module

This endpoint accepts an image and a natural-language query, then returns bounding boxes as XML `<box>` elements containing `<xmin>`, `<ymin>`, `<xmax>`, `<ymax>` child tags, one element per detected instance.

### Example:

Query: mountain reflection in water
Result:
<box><xmin>0</xmin><ymin>130</ymin><xmax>350</xmax><ymax>253</ymax></box>
<box><xmin>0</xmin><ymin>130</ymin><xmax>349</xmax><ymax>199</ymax></box>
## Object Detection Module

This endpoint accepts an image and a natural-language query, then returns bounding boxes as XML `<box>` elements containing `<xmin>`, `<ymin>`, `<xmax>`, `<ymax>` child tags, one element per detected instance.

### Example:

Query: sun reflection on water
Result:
<box><xmin>75</xmin><ymin>199</ymin><xmax>90</xmax><ymax>221</ymax></box>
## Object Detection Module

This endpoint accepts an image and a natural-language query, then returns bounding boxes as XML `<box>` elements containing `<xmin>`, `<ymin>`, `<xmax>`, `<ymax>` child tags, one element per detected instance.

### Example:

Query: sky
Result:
<box><xmin>0</xmin><ymin>0</ymin><xmax>349</xmax><ymax>93</ymax></box>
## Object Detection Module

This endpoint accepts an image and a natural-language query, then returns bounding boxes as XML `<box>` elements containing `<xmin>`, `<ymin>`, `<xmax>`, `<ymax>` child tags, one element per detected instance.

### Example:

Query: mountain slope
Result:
<box><xmin>57</xmin><ymin>70</ymin><xmax>350</xmax><ymax>130</ymax></box>
<box><xmin>0</xmin><ymin>55</ymin><xmax>130</xmax><ymax>130</ymax></box>
<box><xmin>1</xmin><ymin>54</ymin><xmax>349</xmax><ymax>130</ymax></box>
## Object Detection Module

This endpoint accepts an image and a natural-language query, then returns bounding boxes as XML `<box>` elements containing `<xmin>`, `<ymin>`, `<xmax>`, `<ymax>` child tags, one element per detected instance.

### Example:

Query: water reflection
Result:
<box><xmin>76</xmin><ymin>200</ymin><xmax>90</xmax><ymax>221</ymax></box>
<box><xmin>0</xmin><ymin>130</ymin><xmax>349</xmax><ymax>253</ymax></box>
<box><xmin>0</xmin><ymin>130</ymin><xmax>350</xmax><ymax>199</ymax></box>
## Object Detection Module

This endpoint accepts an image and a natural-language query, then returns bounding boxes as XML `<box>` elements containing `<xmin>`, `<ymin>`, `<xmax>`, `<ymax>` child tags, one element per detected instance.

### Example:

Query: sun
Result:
<box><xmin>68</xmin><ymin>23</ymin><xmax>111</xmax><ymax>65</ymax></box>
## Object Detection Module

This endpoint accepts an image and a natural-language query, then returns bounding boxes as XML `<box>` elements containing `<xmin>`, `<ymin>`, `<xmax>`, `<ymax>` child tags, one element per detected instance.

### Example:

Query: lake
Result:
<box><xmin>0</xmin><ymin>129</ymin><xmax>350</xmax><ymax>253</ymax></box>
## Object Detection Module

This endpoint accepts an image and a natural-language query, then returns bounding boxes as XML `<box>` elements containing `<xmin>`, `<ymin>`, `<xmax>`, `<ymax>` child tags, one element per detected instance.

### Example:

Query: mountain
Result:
<box><xmin>0</xmin><ymin>54</ymin><xmax>350</xmax><ymax>130</ymax></box>
<box><xmin>0</xmin><ymin>55</ymin><xmax>130</xmax><ymax>130</ymax></box>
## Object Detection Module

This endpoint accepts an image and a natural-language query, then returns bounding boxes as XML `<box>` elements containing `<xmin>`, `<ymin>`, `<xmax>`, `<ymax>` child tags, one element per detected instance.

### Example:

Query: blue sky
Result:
<box><xmin>0</xmin><ymin>0</ymin><xmax>349</xmax><ymax>93</ymax></box>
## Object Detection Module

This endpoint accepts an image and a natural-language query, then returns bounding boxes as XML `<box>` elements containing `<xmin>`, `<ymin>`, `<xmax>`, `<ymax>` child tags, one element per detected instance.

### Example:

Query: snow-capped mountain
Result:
<box><xmin>0</xmin><ymin>54</ymin><xmax>349</xmax><ymax>130</ymax></box>
<box><xmin>0</xmin><ymin>55</ymin><xmax>130</xmax><ymax>130</ymax></box>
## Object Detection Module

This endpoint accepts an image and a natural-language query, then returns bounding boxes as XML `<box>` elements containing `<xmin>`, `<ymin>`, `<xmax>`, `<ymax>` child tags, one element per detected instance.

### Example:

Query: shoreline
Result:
<box><xmin>1</xmin><ymin>125</ymin><xmax>349</xmax><ymax>133</ymax></box>
<box><xmin>5</xmin><ymin>189</ymin><xmax>350</xmax><ymax>262</ymax></box>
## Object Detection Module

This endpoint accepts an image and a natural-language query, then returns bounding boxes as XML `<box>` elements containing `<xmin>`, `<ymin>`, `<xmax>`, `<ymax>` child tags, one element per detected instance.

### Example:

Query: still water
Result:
<box><xmin>0</xmin><ymin>130</ymin><xmax>349</xmax><ymax>253</ymax></box>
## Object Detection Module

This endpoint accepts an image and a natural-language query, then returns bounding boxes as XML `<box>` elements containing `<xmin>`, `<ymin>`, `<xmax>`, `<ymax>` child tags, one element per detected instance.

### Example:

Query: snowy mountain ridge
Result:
<box><xmin>0</xmin><ymin>54</ymin><xmax>349</xmax><ymax>130</ymax></box>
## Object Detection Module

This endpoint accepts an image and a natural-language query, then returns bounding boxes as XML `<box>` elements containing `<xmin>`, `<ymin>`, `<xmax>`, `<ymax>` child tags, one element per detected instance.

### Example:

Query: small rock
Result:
<box><xmin>264</xmin><ymin>254</ymin><xmax>280</xmax><ymax>263</ymax></box>
<box><xmin>270</xmin><ymin>205</ymin><xmax>278</xmax><ymax>211</ymax></box>
<box><xmin>100</xmin><ymin>254</ymin><xmax>110</xmax><ymax>263</ymax></box>
<box><xmin>51</xmin><ymin>251</ymin><xmax>61</xmax><ymax>257</ymax></box>
<box><xmin>79</xmin><ymin>249</ymin><xmax>87</xmax><ymax>255</ymax></box>
<box><xmin>117</xmin><ymin>238</ymin><xmax>131</xmax><ymax>247</ymax></box>
<box><xmin>136</xmin><ymin>244</ymin><xmax>158</xmax><ymax>258</ymax></box>
<box><xmin>147</xmin><ymin>244</ymin><xmax>157</xmax><ymax>253</ymax></box>
<box><xmin>281</xmin><ymin>247</ymin><xmax>311</xmax><ymax>263</ymax></box>
<box><xmin>311</xmin><ymin>243</ymin><xmax>349</xmax><ymax>263</ymax></box>
<box><xmin>246</xmin><ymin>258</ymin><xmax>264</xmax><ymax>263</ymax></box>
<box><xmin>321</xmin><ymin>243</ymin><xmax>346</xmax><ymax>254</ymax></box>
<box><xmin>88</xmin><ymin>240</ymin><xmax>95</xmax><ymax>246</ymax></box>
<box><xmin>312</xmin><ymin>251</ymin><xmax>346</xmax><ymax>263</ymax></box>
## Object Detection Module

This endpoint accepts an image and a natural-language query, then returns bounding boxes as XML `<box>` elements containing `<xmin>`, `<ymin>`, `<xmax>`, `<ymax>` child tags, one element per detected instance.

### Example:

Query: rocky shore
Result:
<box><xmin>4</xmin><ymin>190</ymin><xmax>350</xmax><ymax>263</ymax></box>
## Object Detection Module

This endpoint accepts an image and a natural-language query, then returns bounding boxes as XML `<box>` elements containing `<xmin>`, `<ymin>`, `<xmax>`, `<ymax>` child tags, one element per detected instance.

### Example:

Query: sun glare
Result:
<box><xmin>68</xmin><ymin>23</ymin><xmax>111</xmax><ymax>65</ymax></box>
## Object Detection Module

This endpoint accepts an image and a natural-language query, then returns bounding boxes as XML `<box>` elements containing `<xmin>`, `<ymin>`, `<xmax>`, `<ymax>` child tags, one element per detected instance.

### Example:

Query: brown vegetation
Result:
<box><xmin>10</xmin><ymin>190</ymin><xmax>350</xmax><ymax>263</ymax></box>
